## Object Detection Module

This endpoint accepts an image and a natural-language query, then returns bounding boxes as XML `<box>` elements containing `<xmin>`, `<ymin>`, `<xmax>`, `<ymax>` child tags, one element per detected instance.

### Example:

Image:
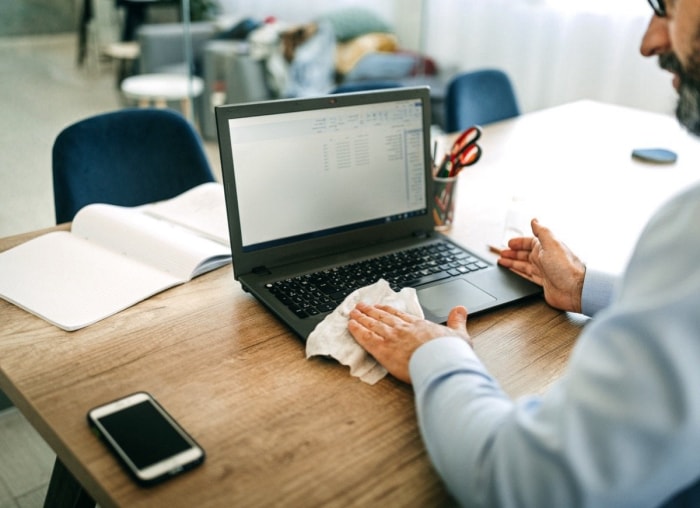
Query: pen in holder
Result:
<box><xmin>433</xmin><ymin>174</ymin><xmax>457</xmax><ymax>231</ymax></box>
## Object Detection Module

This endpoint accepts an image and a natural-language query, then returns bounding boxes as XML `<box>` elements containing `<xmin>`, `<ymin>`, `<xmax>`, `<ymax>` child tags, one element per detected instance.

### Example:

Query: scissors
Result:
<box><xmin>449</xmin><ymin>125</ymin><xmax>481</xmax><ymax>161</ymax></box>
<box><xmin>449</xmin><ymin>125</ymin><xmax>482</xmax><ymax>176</ymax></box>
<box><xmin>435</xmin><ymin>125</ymin><xmax>482</xmax><ymax>177</ymax></box>
<box><xmin>450</xmin><ymin>142</ymin><xmax>481</xmax><ymax>176</ymax></box>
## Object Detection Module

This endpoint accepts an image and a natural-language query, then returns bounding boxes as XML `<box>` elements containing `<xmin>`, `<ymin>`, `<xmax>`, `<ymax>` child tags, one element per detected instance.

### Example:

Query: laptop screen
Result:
<box><xmin>225</xmin><ymin>96</ymin><xmax>428</xmax><ymax>252</ymax></box>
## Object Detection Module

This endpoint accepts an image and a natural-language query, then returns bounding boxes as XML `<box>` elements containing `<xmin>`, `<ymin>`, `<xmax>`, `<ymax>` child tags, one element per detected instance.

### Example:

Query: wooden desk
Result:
<box><xmin>1</xmin><ymin>101</ymin><xmax>699</xmax><ymax>507</ymax></box>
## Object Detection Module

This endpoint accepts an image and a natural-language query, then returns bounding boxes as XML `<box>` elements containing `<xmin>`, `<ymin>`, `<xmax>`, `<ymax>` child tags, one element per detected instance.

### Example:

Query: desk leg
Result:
<box><xmin>43</xmin><ymin>458</ymin><xmax>95</xmax><ymax>508</ymax></box>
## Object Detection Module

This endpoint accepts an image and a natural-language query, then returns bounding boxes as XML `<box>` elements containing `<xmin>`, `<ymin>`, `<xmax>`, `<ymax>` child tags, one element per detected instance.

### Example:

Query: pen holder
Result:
<box><xmin>432</xmin><ymin>175</ymin><xmax>458</xmax><ymax>231</ymax></box>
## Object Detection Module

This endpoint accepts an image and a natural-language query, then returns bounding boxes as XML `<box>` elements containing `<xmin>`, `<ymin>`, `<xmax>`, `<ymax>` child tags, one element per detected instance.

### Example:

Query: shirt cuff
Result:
<box><xmin>580</xmin><ymin>268</ymin><xmax>618</xmax><ymax>317</ymax></box>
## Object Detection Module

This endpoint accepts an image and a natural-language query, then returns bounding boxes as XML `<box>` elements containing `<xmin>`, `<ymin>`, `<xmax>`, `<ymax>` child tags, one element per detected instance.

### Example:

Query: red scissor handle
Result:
<box><xmin>450</xmin><ymin>143</ymin><xmax>481</xmax><ymax>176</ymax></box>
<box><xmin>450</xmin><ymin>125</ymin><xmax>482</xmax><ymax>161</ymax></box>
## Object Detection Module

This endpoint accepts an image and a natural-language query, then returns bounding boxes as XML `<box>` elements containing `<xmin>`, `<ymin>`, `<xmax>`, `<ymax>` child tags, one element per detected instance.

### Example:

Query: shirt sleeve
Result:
<box><xmin>580</xmin><ymin>268</ymin><xmax>618</xmax><ymax>317</ymax></box>
<box><xmin>409</xmin><ymin>184</ymin><xmax>700</xmax><ymax>508</ymax></box>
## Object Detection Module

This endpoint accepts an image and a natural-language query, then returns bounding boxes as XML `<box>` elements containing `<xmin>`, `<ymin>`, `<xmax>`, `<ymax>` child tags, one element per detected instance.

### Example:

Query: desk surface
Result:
<box><xmin>459</xmin><ymin>100</ymin><xmax>700</xmax><ymax>274</ymax></box>
<box><xmin>2</xmin><ymin>100</ymin><xmax>699</xmax><ymax>507</ymax></box>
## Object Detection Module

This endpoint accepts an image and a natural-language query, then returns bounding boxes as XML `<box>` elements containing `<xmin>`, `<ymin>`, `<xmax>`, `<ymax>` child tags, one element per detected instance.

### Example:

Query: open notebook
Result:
<box><xmin>0</xmin><ymin>183</ymin><xmax>230</xmax><ymax>330</ymax></box>
<box><xmin>215</xmin><ymin>87</ymin><xmax>540</xmax><ymax>339</ymax></box>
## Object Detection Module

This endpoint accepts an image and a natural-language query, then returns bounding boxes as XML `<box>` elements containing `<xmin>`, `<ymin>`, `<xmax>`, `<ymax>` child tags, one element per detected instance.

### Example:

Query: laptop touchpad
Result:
<box><xmin>417</xmin><ymin>280</ymin><xmax>497</xmax><ymax>318</ymax></box>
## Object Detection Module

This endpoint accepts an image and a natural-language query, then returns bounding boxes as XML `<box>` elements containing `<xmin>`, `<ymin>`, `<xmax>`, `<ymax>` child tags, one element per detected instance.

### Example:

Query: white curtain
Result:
<box><xmin>421</xmin><ymin>0</ymin><xmax>676</xmax><ymax>115</ymax></box>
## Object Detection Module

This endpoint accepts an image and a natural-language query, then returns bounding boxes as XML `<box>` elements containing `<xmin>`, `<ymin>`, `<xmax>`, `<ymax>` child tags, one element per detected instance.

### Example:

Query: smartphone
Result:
<box><xmin>87</xmin><ymin>392</ymin><xmax>205</xmax><ymax>486</ymax></box>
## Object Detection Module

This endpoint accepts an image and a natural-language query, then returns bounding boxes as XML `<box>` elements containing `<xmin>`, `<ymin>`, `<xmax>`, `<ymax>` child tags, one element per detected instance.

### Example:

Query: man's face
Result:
<box><xmin>660</xmin><ymin>50</ymin><xmax>700</xmax><ymax>134</ymax></box>
<box><xmin>654</xmin><ymin>1</ymin><xmax>700</xmax><ymax>134</ymax></box>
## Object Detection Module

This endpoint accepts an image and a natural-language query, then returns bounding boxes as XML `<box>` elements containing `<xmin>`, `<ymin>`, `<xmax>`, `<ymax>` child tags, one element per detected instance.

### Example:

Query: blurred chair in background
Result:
<box><xmin>444</xmin><ymin>69</ymin><xmax>520</xmax><ymax>132</ymax></box>
<box><xmin>52</xmin><ymin>108</ymin><xmax>215</xmax><ymax>224</ymax></box>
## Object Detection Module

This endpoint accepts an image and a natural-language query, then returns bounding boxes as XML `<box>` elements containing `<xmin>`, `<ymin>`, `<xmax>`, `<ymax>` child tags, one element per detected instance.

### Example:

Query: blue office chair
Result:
<box><xmin>52</xmin><ymin>108</ymin><xmax>216</xmax><ymax>224</ymax></box>
<box><xmin>444</xmin><ymin>69</ymin><xmax>520</xmax><ymax>132</ymax></box>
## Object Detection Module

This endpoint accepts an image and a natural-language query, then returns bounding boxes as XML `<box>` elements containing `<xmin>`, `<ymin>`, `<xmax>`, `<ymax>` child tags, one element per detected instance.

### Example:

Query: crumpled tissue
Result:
<box><xmin>305</xmin><ymin>279</ymin><xmax>424</xmax><ymax>384</ymax></box>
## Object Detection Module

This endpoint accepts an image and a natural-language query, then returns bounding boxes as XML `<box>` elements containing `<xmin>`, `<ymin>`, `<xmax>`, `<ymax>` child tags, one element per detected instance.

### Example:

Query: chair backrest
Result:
<box><xmin>52</xmin><ymin>108</ymin><xmax>215</xmax><ymax>224</ymax></box>
<box><xmin>444</xmin><ymin>69</ymin><xmax>520</xmax><ymax>132</ymax></box>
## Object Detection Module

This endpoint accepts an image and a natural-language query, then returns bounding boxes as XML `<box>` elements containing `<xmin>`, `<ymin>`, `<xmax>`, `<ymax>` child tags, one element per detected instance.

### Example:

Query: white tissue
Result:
<box><xmin>305</xmin><ymin>279</ymin><xmax>424</xmax><ymax>384</ymax></box>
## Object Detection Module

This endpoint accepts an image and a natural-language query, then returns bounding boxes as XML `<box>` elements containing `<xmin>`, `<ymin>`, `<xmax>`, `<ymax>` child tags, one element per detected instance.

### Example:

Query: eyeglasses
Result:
<box><xmin>647</xmin><ymin>0</ymin><xmax>666</xmax><ymax>17</ymax></box>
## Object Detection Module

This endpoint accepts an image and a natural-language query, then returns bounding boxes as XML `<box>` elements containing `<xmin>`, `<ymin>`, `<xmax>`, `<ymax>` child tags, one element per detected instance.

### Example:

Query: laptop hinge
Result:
<box><xmin>252</xmin><ymin>266</ymin><xmax>271</xmax><ymax>275</ymax></box>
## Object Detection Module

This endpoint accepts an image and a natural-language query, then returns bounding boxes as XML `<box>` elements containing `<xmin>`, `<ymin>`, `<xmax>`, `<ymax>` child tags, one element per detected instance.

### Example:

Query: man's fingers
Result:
<box><xmin>531</xmin><ymin>218</ymin><xmax>556</xmax><ymax>248</ymax></box>
<box><xmin>373</xmin><ymin>304</ymin><xmax>418</xmax><ymax>323</ymax></box>
<box><xmin>350</xmin><ymin>303</ymin><xmax>411</xmax><ymax>335</ymax></box>
<box><xmin>446</xmin><ymin>306</ymin><xmax>468</xmax><ymax>331</ymax></box>
<box><xmin>506</xmin><ymin>236</ymin><xmax>537</xmax><ymax>252</ymax></box>
<box><xmin>354</xmin><ymin>303</ymin><xmax>417</xmax><ymax>326</ymax></box>
<box><xmin>350</xmin><ymin>305</ymin><xmax>385</xmax><ymax>328</ymax></box>
<box><xmin>502</xmin><ymin>249</ymin><xmax>533</xmax><ymax>261</ymax></box>
<box><xmin>348</xmin><ymin>310</ymin><xmax>391</xmax><ymax>344</ymax></box>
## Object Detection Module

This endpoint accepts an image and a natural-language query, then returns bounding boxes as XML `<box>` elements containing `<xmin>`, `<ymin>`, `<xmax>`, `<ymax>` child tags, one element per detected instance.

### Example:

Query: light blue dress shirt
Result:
<box><xmin>409</xmin><ymin>183</ymin><xmax>700</xmax><ymax>507</ymax></box>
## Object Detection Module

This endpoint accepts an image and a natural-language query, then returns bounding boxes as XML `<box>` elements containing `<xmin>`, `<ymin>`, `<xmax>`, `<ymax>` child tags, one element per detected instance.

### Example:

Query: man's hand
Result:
<box><xmin>498</xmin><ymin>219</ymin><xmax>585</xmax><ymax>313</ymax></box>
<box><xmin>348</xmin><ymin>303</ymin><xmax>470</xmax><ymax>384</ymax></box>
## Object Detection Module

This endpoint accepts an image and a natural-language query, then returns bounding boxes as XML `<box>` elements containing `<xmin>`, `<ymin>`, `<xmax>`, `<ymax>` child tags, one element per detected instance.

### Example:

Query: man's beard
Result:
<box><xmin>660</xmin><ymin>52</ymin><xmax>700</xmax><ymax>135</ymax></box>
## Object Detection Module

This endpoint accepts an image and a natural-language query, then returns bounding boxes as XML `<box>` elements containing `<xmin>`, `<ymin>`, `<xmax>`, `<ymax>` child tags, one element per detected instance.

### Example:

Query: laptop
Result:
<box><xmin>215</xmin><ymin>87</ymin><xmax>540</xmax><ymax>339</ymax></box>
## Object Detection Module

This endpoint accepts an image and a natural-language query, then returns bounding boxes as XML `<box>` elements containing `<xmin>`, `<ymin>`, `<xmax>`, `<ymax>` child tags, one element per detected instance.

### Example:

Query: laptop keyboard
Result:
<box><xmin>265</xmin><ymin>241</ymin><xmax>489</xmax><ymax>319</ymax></box>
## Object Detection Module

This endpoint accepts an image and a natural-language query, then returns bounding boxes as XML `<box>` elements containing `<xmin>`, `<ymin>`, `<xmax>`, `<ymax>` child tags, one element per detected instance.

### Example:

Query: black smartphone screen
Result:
<box><xmin>96</xmin><ymin>399</ymin><xmax>193</xmax><ymax>469</ymax></box>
